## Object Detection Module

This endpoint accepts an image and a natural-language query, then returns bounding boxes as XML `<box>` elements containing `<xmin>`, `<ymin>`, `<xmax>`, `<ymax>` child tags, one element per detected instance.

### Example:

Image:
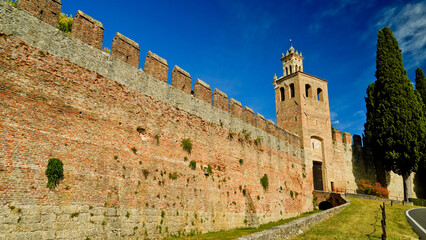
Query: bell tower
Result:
<box><xmin>281</xmin><ymin>41</ymin><xmax>304</xmax><ymax>77</ymax></box>
<box><xmin>273</xmin><ymin>43</ymin><xmax>335</xmax><ymax>192</ymax></box>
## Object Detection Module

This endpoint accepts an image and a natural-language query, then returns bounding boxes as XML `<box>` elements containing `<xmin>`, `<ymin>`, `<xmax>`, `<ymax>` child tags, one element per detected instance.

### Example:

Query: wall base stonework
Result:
<box><xmin>235</xmin><ymin>197</ymin><xmax>349</xmax><ymax>240</ymax></box>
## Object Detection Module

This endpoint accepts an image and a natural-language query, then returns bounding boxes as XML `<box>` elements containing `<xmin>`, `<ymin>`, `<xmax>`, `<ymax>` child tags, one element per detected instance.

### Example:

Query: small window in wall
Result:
<box><xmin>290</xmin><ymin>83</ymin><xmax>295</xmax><ymax>98</ymax></box>
<box><xmin>317</xmin><ymin>88</ymin><xmax>323</xmax><ymax>101</ymax></box>
<box><xmin>305</xmin><ymin>84</ymin><xmax>312</xmax><ymax>98</ymax></box>
<box><xmin>299</xmin><ymin>66</ymin><xmax>302</xmax><ymax>71</ymax></box>
<box><xmin>280</xmin><ymin>87</ymin><xmax>285</xmax><ymax>101</ymax></box>
<box><xmin>289</xmin><ymin>66</ymin><xmax>292</xmax><ymax>74</ymax></box>
<box><xmin>285</xmin><ymin>67</ymin><xmax>289</xmax><ymax>76</ymax></box>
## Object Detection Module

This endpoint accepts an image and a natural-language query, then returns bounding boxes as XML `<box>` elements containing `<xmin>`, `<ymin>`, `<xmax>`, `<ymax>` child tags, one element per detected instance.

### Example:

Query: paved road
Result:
<box><xmin>406</xmin><ymin>208</ymin><xmax>426</xmax><ymax>240</ymax></box>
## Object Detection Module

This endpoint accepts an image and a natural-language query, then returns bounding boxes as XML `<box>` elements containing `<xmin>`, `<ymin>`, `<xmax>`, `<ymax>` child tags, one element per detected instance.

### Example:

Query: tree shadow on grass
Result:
<box><xmin>366</xmin><ymin>207</ymin><xmax>382</xmax><ymax>240</ymax></box>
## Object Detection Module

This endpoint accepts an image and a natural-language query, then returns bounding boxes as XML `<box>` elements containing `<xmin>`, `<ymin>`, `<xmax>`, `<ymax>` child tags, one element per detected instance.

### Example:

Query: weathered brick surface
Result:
<box><xmin>230</xmin><ymin>98</ymin><xmax>243</xmax><ymax>120</ymax></box>
<box><xmin>111</xmin><ymin>32</ymin><xmax>140</xmax><ymax>68</ymax></box>
<box><xmin>343</xmin><ymin>132</ymin><xmax>352</xmax><ymax>145</ymax></box>
<box><xmin>256</xmin><ymin>114</ymin><xmax>267</xmax><ymax>132</ymax></box>
<box><xmin>18</xmin><ymin>0</ymin><xmax>61</xmax><ymax>26</ymax></box>
<box><xmin>244</xmin><ymin>107</ymin><xmax>256</xmax><ymax>126</ymax></box>
<box><xmin>0</xmin><ymin>34</ymin><xmax>308</xmax><ymax>239</ymax></box>
<box><xmin>267</xmin><ymin>120</ymin><xmax>277</xmax><ymax>137</ymax></box>
<box><xmin>332</xmin><ymin>130</ymin><xmax>343</xmax><ymax>143</ymax></box>
<box><xmin>144</xmin><ymin>51</ymin><xmax>168</xmax><ymax>82</ymax></box>
<box><xmin>212</xmin><ymin>88</ymin><xmax>229</xmax><ymax>112</ymax></box>
<box><xmin>193</xmin><ymin>79</ymin><xmax>211</xmax><ymax>104</ymax></box>
<box><xmin>171</xmin><ymin>65</ymin><xmax>191</xmax><ymax>93</ymax></box>
<box><xmin>71</xmin><ymin>10</ymin><xmax>104</xmax><ymax>49</ymax></box>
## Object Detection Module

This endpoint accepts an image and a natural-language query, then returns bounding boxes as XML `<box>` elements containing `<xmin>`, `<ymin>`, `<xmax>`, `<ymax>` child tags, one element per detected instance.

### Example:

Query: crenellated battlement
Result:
<box><xmin>71</xmin><ymin>10</ymin><xmax>104</xmax><ymax>49</ymax></box>
<box><xmin>1</xmin><ymin>0</ymin><xmax>302</xmax><ymax>149</ymax></box>
<box><xmin>111</xmin><ymin>32</ymin><xmax>140</xmax><ymax>68</ymax></box>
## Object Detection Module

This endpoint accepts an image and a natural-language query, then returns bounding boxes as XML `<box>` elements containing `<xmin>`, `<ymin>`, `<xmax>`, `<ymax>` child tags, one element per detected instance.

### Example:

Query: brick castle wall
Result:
<box><xmin>0</xmin><ymin>2</ymin><xmax>310</xmax><ymax>239</ymax></box>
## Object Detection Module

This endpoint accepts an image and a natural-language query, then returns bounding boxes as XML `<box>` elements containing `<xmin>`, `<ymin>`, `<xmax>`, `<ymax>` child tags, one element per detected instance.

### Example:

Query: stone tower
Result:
<box><xmin>273</xmin><ymin>44</ymin><xmax>337</xmax><ymax>192</ymax></box>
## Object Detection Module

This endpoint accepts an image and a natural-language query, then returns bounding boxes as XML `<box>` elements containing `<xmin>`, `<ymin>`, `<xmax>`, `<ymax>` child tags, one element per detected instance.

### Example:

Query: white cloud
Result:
<box><xmin>353</xmin><ymin>110</ymin><xmax>364</xmax><ymax>117</ymax></box>
<box><xmin>330</xmin><ymin>111</ymin><xmax>338</xmax><ymax>120</ymax></box>
<box><xmin>376</xmin><ymin>2</ymin><xmax>426</xmax><ymax>69</ymax></box>
<box><xmin>332</xmin><ymin>120</ymin><xmax>340</xmax><ymax>124</ymax></box>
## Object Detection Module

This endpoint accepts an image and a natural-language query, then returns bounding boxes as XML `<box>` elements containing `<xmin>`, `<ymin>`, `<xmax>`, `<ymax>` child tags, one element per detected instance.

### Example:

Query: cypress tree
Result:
<box><xmin>415</xmin><ymin>67</ymin><xmax>426</xmax><ymax>105</ymax></box>
<box><xmin>364</xmin><ymin>27</ymin><xmax>426</xmax><ymax>201</ymax></box>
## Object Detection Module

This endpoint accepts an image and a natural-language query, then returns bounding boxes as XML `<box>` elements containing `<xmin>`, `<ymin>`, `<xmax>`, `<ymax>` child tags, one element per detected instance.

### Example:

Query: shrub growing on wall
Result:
<box><xmin>181</xmin><ymin>138</ymin><xmax>193</xmax><ymax>154</ymax></box>
<box><xmin>189</xmin><ymin>160</ymin><xmax>196</xmax><ymax>170</ymax></box>
<box><xmin>260</xmin><ymin>174</ymin><xmax>269</xmax><ymax>190</ymax></box>
<box><xmin>57</xmin><ymin>13</ymin><xmax>73</xmax><ymax>35</ymax></box>
<box><xmin>45</xmin><ymin>158</ymin><xmax>64</xmax><ymax>190</ymax></box>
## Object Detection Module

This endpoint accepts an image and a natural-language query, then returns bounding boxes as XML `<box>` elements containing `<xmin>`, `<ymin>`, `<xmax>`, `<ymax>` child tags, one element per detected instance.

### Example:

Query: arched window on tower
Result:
<box><xmin>305</xmin><ymin>84</ymin><xmax>312</xmax><ymax>98</ymax></box>
<box><xmin>290</xmin><ymin>83</ymin><xmax>295</xmax><ymax>98</ymax></box>
<box><xmin>317</xmin><ymin>88</ymin><xmax>323</xmax><ymax>101</ymax></box>
<box><xmin>289</xmin><ymin>66</ymin><xmax>292</xmax><ymax>74</ymax></box>
<box><xmin>280</xmin><ymin>87</ymin><xmax>285</xmax><ymax>101</ymax></box>
<box><xmin>285</xmin><ymin>67</ymin><xmax>288</xmax><ymax>76</ymax></box>
<box><xmin>299</xmin><ymin>66</ymin><xmax>302</xmax><ymax>72</ymax></box>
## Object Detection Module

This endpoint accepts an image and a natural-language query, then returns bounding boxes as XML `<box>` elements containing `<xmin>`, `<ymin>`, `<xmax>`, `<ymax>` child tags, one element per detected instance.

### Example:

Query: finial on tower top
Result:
<box><xmin>290</xmin><ymin>39</ymin><xmax>293</xmax><ymax>47</ymax></box>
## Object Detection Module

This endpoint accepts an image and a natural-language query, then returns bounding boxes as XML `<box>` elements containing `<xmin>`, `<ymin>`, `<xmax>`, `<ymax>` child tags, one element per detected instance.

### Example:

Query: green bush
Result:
<box><xmin>154</xmin><ymin>134</ymin><xmax>160</xmax><ymax>145</ymax></box>
<box><xmin>207</xmin><ymin>165</ymin><xmax>213</xmax><ymax>175</ymax></box>
<box><xmin>260</xmin><ymin>174</ymin><xmax>269</xmax><ymax>190</ymax></box>
<box><xmin>142</xmin><ymin>169</ymin><xmax>149</xmax><ymax>179</ymax></box>
<box><xmin>409</xmin><ymin>198</ymin><xmax>426</xmax><ymax>206</ymax></box>
<box><xmin>254</xmin><ymin>137</ymin><xmax>262</xmax><ymax>145</ymax></box>
<box><xmin>169</xmin><ymin>172</ymin><xmax>178</xmax><ymax>180</ymax></box>
<box><xmin>136</xmin><ymin>126</ymin><xmax>145</xmax><ymax>134</ymax></box>
<box><xmin>57</xmin><ymin>13</ymin><xmax>73</xmax><ymax>35</ymax></box>
<box><xmin>45</xmin><ymin>158</ymin><xmax>64</xmax><ymax>190</ymax></box>
<box><xmin>189</xmin><ymin>160</ymin><xmax>196</xmax><ymax>170</ymax></box>
<box><xmin>239</xmin><ymin>159</ymin><xmax>244</xmax><ymax>165</ymax></box>
<box><xmin>181</xmin><ymin>138</ymin><xmax>193</xmax><ymax>154</ymax></box>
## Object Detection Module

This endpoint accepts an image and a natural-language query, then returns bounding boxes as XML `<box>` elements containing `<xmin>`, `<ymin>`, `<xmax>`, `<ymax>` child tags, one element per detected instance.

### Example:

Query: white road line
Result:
<box><xmin>406</xmin><ymin>209</ymin><xmax>426</xmax><ymax>235</ymax></box>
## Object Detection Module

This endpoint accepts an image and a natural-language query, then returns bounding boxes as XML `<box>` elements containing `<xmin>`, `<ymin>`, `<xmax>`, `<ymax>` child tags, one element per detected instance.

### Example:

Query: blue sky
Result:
<box><xmin>62</xmin><ymin>0</ymin><xmax>426</xmax><ymax>137</ymax></box>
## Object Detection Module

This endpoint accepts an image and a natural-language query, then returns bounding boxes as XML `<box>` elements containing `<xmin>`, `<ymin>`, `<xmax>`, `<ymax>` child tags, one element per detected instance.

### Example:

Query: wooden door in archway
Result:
<box><xmin>313</xmin><ymin>161</ymin><xmax>323</xmax><ymax>190</ymax></box>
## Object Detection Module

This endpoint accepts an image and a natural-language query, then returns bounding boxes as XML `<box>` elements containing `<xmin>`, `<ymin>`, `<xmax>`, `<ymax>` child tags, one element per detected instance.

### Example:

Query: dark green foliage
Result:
<box><xmin>70</xmin><ymin>212</ymin><xmax>79</xmax><ymax>218</ymax></box>
<box><xmin>207</xmin><ymin>165</ymin><xmax>213</xmax><ymax>175</ymax></box>
<box><xmin>290</xmin><ymin>191</ymin><xmax>294</xmax><ymax>199</ymax></box>
<box><xmin>415</xmin><ymin>67</ymin><xmax>426</xmax><ymax>105</ymax></box>
<box><xmin>57</xmin><ymin>13</ymin><xmax>73</xmax><ymax>35</ymax></box>
<box><xmin>142</xmin><ymin>169</ymin><xmax>149</xmax><ymax>179</ymax></box>
<box><xmin>181</xmin><ymin>138</ymin><xmax>193</xmax><ymax>154</ymax></box>
<box><xmin>260</xmin><ymin>174</ymin><xmax>269</xmax><ymax>190</ymax></box>
<box><xmin>409</xmin><ymin>198</ymin><xmax>426</xmax><ymax>206</ymax></box>
<box><xmin>126</xmin><ymin>212</ymin><xmax>130</xmax><ymax>218</ymax></box>
<box><xmin>242</xmin><ymin>189</ymin><xmax>246</xmax><ymax>196</ymax></box>
<box><xmin>189</xmin><ymin>160</ymin><xmax>196</xmax><ymax>170</ymax></box>
<box><xmin>161</xmin><ymin>210</ymin><xmax>165</xmax><ymax>218</ymax></box>
<box><xmin>154</xmin><ymin>134</ymin><xmax>160</xmax><ymax>145</ymax></box>
<box><xmin>168</xmin><ymin>172</ymin><xmax>178</xmax><ymax>180</ymax></box>
<box><xmin>136</xmin><ymin>126</ymin><xmax>145</xmax><ymax>134</ymax></box>
<box><xmin>254</xmin><ymin>137</ymin><xmax>262</xmax><ymax>146</ymax></box>
<box><xmin>364</xmin><ymin>27</ymin><xmax>426</xmax><ymax>200</ymax></box>
<box><xmin>131</xmin><ymin>147</ymin><xmax>137</xmax><ymax>154</ymax></box>
<box><xmin>45</xmin><ymin>158</ymin><xmax>64</xmax><ymax>190</ymax></box>
<box><xmin>239</xmin><ymin>159</ymin><xmax>244</xmax><ymax>165</ymax></box>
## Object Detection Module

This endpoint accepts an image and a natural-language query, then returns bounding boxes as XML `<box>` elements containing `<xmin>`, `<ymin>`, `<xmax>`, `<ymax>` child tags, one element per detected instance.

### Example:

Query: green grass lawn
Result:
<box><xmin>291</xmin><ymin>197</ymin><xmax>420</xmax><ymax>240</ymax></box>
<box><xmin>163</xmin><ymin>197</ymin><xmax>420</xmax><ymax>240</ymax></box>
<box><xmin>163</xmin><ymin>210</ymin><xmax>320</xmax><ymax>240</ymax></box>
